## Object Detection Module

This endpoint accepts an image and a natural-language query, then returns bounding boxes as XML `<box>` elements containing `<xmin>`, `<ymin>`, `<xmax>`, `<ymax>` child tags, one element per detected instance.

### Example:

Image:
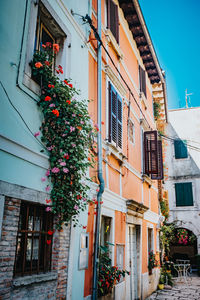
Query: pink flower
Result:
<box><xmin>45</xmin><ymin>186</ymin><xmax>51</xmax><ymax>192</ymax></box>
<box><xmin>63</xmin><ymin>168</ymin><xmax>69</xmax><ymax>173</ymax></box>
<box><xmin>83</xmin><ymin>198</ymin><xmax>87</xmax><ymax>202</ymax></box>
<box><xmin>34</xmin><ymin>131</ymin><xmax>40</xmax><ymax>137</ymax></box>
<box><xmin>51</xmin><ymin>167</ymin><xmax>60</xmax><ymax>173</ymax></box>
<box><xmin>70</xmin><ymin>126</ymin><xmax>75</xmax><ymax>133</ymax></box>
<box><xmin>60</xmin><ymin>162</ymin><xmax>66</xmax><ymax>166</ymax></box>
<box><xmin>72</xmin><ymin>114</ymin><xmax>76</xmax><ymax>117</ymax></box>
<box><xmin>46</xmin><ymin>207</ymin><xmax>52</xmax><ymax>212</ymax></box>
<box><xmin>49</xmin><ymin>103</ymin><xmax>55</xmax><ymax>108</ymax></box>
<box><xmin>41</xmin><ymin>177</ymin><xmax>46</xmax><ymax>182</ymax></box>
<box><xmin>74</xmin><ymin>205</ymin><xmax>79</xmax><ymax>210</ymax></box>
<box><xmin>72</xmin><ymin>143</ymin><xmax>76</xmax><ymax>147</ymax></box>
<box><xmin>45</xmin><ymin>169</ymin><xmax>50</xmax><ymax>176</ymax></box>
<box><xmin>80</xmin><ymin>121</ymin><xmax>84</xmax><ymax>124</ymax></box>
<box><xmin>65</xmin><ymin>121</ymin><xmax>70</xmax><ymax>125</ymax></box>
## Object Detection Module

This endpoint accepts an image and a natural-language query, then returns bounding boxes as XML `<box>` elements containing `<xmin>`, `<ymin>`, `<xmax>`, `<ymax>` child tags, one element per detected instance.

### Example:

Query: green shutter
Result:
<box><xmin>174</xmin><ymin>140</ymin><xmax>188</xmax><ymax>159</ymax></box>
<box><xmin>175</xmin><ymin>183</ymin><xmax>193</xmax><ymax>206</ymax></box>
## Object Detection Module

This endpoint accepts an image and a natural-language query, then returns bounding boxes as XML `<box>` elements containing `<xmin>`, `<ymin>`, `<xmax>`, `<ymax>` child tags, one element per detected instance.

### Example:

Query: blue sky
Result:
<box><xmin>139</xmin><ymin>0</ymin><xmax>200</xmax><ymax>109</ymax></box>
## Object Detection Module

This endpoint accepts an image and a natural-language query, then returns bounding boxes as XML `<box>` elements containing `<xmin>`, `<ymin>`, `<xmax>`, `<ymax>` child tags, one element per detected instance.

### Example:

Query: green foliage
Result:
<box><xmin>160</xmin><ymin>199</ymin><xmax>169</xmax><ymax>220</ymax></box>
<box><xmin>98</xmin><ymin>245</ymin><xmax>129</xmax><ymax>297</ymax></box>
<box><xmin>32</xmin><ymin>43</ymin><xmax>95</xmax><ymax>228</ymax></box>
<box><xmin>153</xmin><ymin>102</ymin><xmax>161</xmax><ymax>119</ymax></box>
<box><xmin>160</xmin><ymin>264</ymin><xmax>173</xmax><ymax>286</ymax></box>
<box><xmin>160</xmin><ymin>223</ymin><xmax>176</xmax><ymax>256</ymax></box>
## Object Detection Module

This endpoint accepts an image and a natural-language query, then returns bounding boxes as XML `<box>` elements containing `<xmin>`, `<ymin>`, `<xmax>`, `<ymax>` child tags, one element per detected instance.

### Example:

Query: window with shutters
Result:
<box><xmin>23</xmin><ymin>0</ymin><xmax>69</xmax><ymax>95</ymax></box>
<box><xmin>14</xmin><ymin>201</ymin><xmax>53</xmax><ymax>277</ymax></box>
<box><xmin>144</xmin><ymin>131</ymin><xmax>163</xmax><ymax>180</ymax></box>
<box><xmin>107</xmin><ymin>0</ymin><xmax>119</xmax><ymax>43</ymax></box>
<box><xmin>139</xmin><ymin>65</ymin><xmax>146</xmax><ymax>98</ymax></box>
<box><xmin>175</xmin><ymin>182</ymin><xmax>193</xmax><ymax>206</ymax></box>
<box><xmin>174</xmin><ymin>139</ymin><xmax>188</xmax><ymax>159</ymax></box>
<box><xmin>108</xmin><ymin>82</ymin><xmax>123</xmax><ymax>149</ymax></box>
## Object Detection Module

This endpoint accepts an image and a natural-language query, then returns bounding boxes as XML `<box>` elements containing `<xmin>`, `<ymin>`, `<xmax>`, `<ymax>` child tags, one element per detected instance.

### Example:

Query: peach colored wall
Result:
<box><xmin>115</xmin><ymin>211</ymin><xmax>126</xmax><ymax>266</ymax></box>
<box><xmin>85</xmin><ymin>1</ymin><xmax>160</xmax><ymax>296</ymax></box>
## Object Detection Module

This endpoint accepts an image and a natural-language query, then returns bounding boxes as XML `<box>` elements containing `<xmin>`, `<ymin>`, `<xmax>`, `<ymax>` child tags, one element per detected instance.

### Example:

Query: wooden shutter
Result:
<box><xmin>144</xmin><ymin>131</ymin><xmax>158</xmax><ymax>176</ymax></box>
<box><xmin>139</xmin><ymin>65</ymin><xmax>146</xmax><ymax>97</ymax></box>
<box><xmin>108</xmin><ymin>83</ymin><xmax>122</xmax><ymax>148</ymax></box>
<box><xmin>152</xmin><ymin>140</ymin><xmax>164</xmax><ymax>180</ymax></box>
<box><xmin>107</xmin><ymin>0</ymin><xmax>119</xmax><ymax>43</ymax></box>
<box><xmin>117</xmin><ymin>94</ymin><xmax>122</xmax><ymax>148</ymax></box>
<box><xmin>175</xmin><ymin>183</ymin><xmax>193</xmax><ymax>206</ymax></box>
<box><xmin>109</xmin><ymin>83</ymin><xmax>117</xmax><ymax>145</ymax></box>
<box><xmin>174</xmin><ymin>140</ymin><xmax>188</xmax><ymax>159</ymax></box>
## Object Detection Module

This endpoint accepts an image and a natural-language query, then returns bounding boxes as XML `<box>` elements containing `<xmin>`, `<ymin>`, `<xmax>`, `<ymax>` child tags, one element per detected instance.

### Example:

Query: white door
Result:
<box><xmin>127</xmin><ymin>225</ymin><xmax>138</xmax><ymax>300</ymax></box>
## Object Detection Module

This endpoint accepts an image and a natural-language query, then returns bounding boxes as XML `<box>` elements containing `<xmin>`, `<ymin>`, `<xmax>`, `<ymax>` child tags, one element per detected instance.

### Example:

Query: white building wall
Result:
<box><xmin>165</xmin><ymin>107</ymin><xmax>200</xmax><ymax>253</ymax></box>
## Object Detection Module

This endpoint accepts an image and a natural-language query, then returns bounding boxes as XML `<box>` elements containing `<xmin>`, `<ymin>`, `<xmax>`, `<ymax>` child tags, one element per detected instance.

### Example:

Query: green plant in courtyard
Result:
<box><xmin>148</xmin><ymin>251</ymin><xmax>158</xmax><ymax>273</ymax></box>
<box><xmin>32</xmin><ymin>42</ymin><xmax>95</xmax><ymax>228</ymax></box>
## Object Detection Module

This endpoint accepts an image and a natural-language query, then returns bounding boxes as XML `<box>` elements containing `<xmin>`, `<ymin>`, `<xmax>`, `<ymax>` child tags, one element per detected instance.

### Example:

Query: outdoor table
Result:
<box><xmin>174</xmin><ymin>263</ymin><xmax>191</xmax><ymax>283</ymax></box>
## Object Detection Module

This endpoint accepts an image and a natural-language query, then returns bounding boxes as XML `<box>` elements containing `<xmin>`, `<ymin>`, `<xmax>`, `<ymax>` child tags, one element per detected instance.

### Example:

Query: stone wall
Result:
<box><xmin>0</xmin><ymin>197</ymin><xmax>70</xmax><ymax>300</ymax></box>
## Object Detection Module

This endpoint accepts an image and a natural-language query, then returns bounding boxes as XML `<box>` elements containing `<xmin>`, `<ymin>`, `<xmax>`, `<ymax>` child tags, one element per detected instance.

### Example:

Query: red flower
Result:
<box><xmin>44</xmin><ymin>60</ymin><xmax>50</xmax><ymax>66</ymax></box>
<box><xmin>48</xmin><ymin>230</ymin><xmax>53</xmax><ymax>235</ymax></box>
<box><xmin>60</xmin><ymin>69</ymin><xmax>63</xmax><ymax>74</ymax></box>
<box><xmin>68</xmin><ymin>83</ymin><xmax>73</xmax><ymax>88</ymax></box>
<box><xmin>46</xmin><ymin>199</ymin><xmax>51</xmax><ymax>204</ymax></box>
<box><xmin>101</xmin><ymin>121</ymin><xmax>104</xmax><ymax>125</ymax></box>
<box><xmin>52</xmin><ymin>109</ymin><xmax>59</xmax><ymax>117</ymax></box>
<box><xmin>77</xmin><ymin>126</ymin><xmax>82</xmax><ymax>130</ymax></box>
<box><xmin>64</xmin><ymin>80</ymin><xmax>68</xmax><ymax>85</ymax></box>
<box><xmin>88</xmin><ymin>157</ymin><xmax>91</xmax><ymax>161</ymax></box>
<box><xmin>53</xmin><ymin>43</ymin><xmax>59</xmax><ymax>53</ymax></box>
<box><xmin>64</xmin><ymin>154</ymin><xmax>69</xmax><ymax>160</ymax></box>
<box><xmin>58</xmin><ymin>65</ymin><xmax>63</xmax><ymax>69</ymax></box>
<box><xmin>45</xmin><ymin>96</ymin><xmax>52</xmax><ymax>101</ymax></box>
<box><xmin>100</xmin><ymin>201</ymin><xmax>103</xmax><ymax>204</ymax></box>
<box><xmin>94</xmin><ymin>212</ymin><xmax>97</xmax><ymax>215</ymax></box>
<box><xmin>35</xmin><ymin>62</ymin><xmax>43</xmax><ymax>68</ymax></box>
<box><xmin>46</xmin><ymin>240</ymin><xmax>51</xmax><ymax>245</ymax></box>
<box><xmin>42</xmin><ymin>44</ymin><xmax>46</xmax><ymax>48</ymax></box>
<box><xmin>46</xmin><ymin>42</ymin><xmax>52</xmax><ymax>48</ymax></box>
<box><xmin>94</xmin><ymin>201</ymin><xmax>98</xmax><ymax>205</ymax></box>
<box><xmin>83</xmin><ymin>226</ymin><xmax>87</xmax><ymax>229</ymax></box>
<box><xmin>66</xmin><ymin>100</ymin><xmax>71</xmax><ymax>104</ymax></box>
<box><xmin>56</xmin><ymin>69</ymin><xmax>60</xmax><ymax>74</ymax></box>
<box><xmin>88</xmin><ymin>212</ymin><xmax>90</xmax><ymax>215</ymax></box>
<box><xmin>70</xmin><ymin>181</ymin><xmax>73</xmax><ymax>185</ymax></box>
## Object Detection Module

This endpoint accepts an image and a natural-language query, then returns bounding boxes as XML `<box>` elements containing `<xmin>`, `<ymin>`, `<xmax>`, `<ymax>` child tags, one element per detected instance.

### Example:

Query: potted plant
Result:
<box><xmin>98</xmin><ymin>244</ymin><xmax>129</xmax><ymax>299</ymax></box>
<box><xmin>148</xmin><ymin>251</ymin><xmax>157</xmax><ymax>275</ymax></box>
<box><xmin>158</xmin><ymin>273</ymin><xmax>165</xmax><ymax>290</ymax></box>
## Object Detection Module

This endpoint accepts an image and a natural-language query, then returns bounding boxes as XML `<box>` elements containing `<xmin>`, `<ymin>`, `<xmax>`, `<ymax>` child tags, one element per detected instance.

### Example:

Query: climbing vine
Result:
<box><xmin>32</xmin><ymin>42</ymin><xmax>95</xmax><ymax>228</ymax></box>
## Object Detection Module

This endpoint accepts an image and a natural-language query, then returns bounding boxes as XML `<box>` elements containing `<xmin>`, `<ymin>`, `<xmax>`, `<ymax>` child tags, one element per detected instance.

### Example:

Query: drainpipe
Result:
<box><xmin>92</xmin><ymin>0</ymin><xmax>105</xmax><ymax>298</ymax></box>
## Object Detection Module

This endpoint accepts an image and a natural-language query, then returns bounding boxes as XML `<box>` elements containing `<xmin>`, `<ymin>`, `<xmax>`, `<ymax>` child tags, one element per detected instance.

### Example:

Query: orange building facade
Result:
<box><xmin>84</xmin><ymin>0</ymin><xmax>168</xmax><ymax>299</ymax></box>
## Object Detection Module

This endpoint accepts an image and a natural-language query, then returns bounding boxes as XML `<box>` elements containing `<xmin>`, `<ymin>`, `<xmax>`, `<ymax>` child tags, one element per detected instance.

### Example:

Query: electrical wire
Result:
<box><xmin>0</xmin><ymin>80</ymin><xmax>46</xmax><ymax>150</ymax></box>
<box><xmin>160</xmin><ymin>133</ymin><xmax>200</xmax><ymax>153</ymax></box>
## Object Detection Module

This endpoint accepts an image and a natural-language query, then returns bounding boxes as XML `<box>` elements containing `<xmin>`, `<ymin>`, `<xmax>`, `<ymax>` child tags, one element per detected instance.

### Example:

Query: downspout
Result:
<box><xmin>92</xmin><ymin>0</ymin><xmax>105</xmax><ymax>298</ymax></box>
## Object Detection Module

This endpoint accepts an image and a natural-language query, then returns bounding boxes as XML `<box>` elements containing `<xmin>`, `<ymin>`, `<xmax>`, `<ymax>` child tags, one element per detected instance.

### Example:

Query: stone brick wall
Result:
<box><xmin>0</xmin><ymin>197</ymin><xmax>70</xmax><ymax>300</ymax></box>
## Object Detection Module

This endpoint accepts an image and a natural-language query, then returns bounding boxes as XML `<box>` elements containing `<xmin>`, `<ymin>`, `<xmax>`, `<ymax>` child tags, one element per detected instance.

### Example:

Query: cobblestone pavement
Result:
<box><xmin>146</xmin><ymin>277</ymin><xmax>200</xmax><ymax>300</ymax></box>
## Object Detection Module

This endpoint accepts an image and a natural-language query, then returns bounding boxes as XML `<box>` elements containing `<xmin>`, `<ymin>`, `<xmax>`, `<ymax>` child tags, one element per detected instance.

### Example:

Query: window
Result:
<box><xmin>148</xmin><ymin>228</ymin><xmax>153</xmax><ymax>254</ymax></box>
<box><xmin>128</xmin><ymin>120</ymin><xmax>135</xmax><ymax>145</ymax></box>
<box><xmin>139</xmin><ymin>65</ymin><xmax>146</xmax><ymax>98</ymax></box>
<box><xmin>143</xmin><ymin>131</ymin><xmax>163</xmax><ymax>180</ymax></box>
<box><xmin>23</xmin><ymin>0</ymin><xmax>69</xmax><ymax>94</ymax></box>
<box><xmin>175</xmin><ymin>182</ymin><xmax>193</xmax><ymax>206</ymax></box>
<box><xmin>174</xmin><ymin>139</ymin><xmax>188</xmax><ymax>159</ymax></box>
<box><xmin>14</xmin><ymin>201</ymin><xmax>53</xmax><ymax>277</ymax></box>
<box><xmin>108</xmin><ymin>82</ymin><xmax>123</xmax><ymax>149</ymax></box>
<box><xmin>100</xmin><ymin>216</ymin><xmax>112</xmax><ymax>247</ymax></box>
<box><xmin>107</xmin><ymin>0</ymin><xmax>119</xmax><ymax>43</ymax></box>
<box><xmin>116</xmin><ymin>245</ymin><xmax>124</xmax><ymax>282</ymax></box>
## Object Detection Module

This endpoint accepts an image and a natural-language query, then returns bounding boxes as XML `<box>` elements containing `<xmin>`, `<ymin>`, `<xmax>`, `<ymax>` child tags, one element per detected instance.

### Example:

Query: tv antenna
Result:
<box><xmin>185</xmin><ymin>89</ymin><xmax>193</xmax><ymax>108</ymax></box>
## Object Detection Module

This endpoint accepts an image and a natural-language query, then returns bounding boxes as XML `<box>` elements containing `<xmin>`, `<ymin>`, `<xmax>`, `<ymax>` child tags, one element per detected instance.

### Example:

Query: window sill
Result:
<box><xmin>105</xmin><ymin>29</ymin><xmax>123</xmax><ymax>60</ymax></box>
<box><xmin>142</xmin><ymin>174</ymin><xmax>152</xmax><ymax>187</ymax></box>
<box><xmin>140</xmin><ymin>92</ymin><xmax>148</xmax><ymax>110</ymax></box>
<box><xmin>105</xmin><ymin>141</ymin><xmax>126</xmax><ymax>164</ymax></box>
<box><xmin>13</xmin><ymin>272</ymin><xmax>57</xmax><ymax>287</ymax></box>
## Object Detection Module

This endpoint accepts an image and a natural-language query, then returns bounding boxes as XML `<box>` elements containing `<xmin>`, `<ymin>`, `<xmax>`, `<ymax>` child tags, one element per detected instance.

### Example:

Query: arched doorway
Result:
<box><xmin>170</xmin><ymin>228</ymin><xmax>197</xmax><ymax>267</ymax></box>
